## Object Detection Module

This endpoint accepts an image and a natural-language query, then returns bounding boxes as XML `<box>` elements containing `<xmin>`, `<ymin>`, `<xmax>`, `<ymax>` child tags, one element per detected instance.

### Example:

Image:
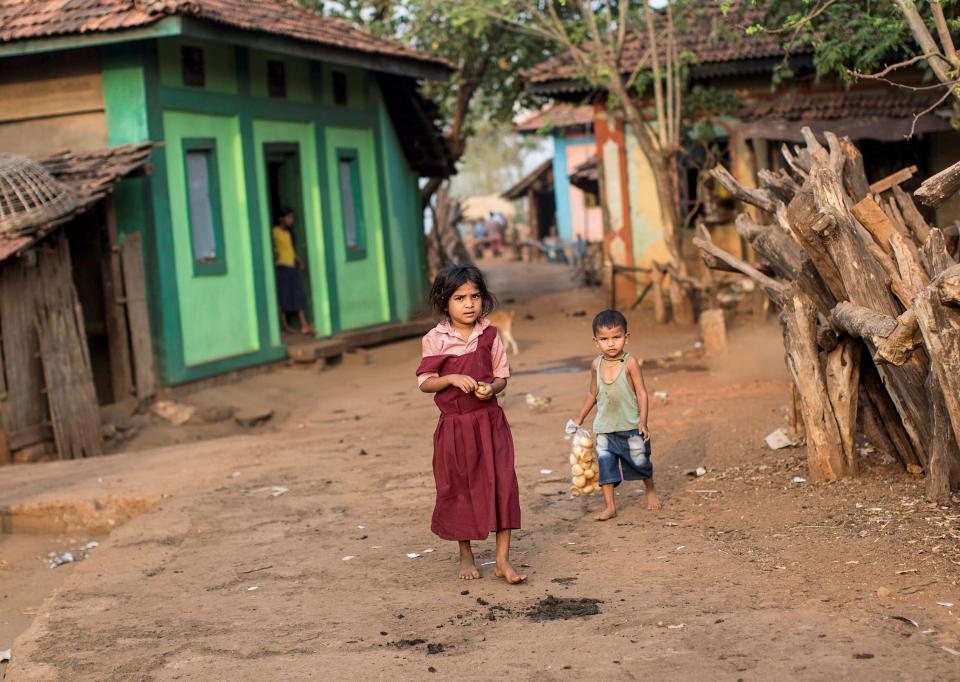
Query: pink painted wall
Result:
<box><xmin>565</xmin><ymin>142</ymin><xmax>603</xmax><ymax>242</ymax></box>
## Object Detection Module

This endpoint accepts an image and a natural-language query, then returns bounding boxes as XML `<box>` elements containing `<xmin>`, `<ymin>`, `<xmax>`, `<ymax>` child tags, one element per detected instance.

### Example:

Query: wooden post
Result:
<box><xmin>650</xmin><ymin>263</ymin><xmax>669</xmax><ymax>324</ymax></box>
<box><xmin>100</xmin><ymin>200</ymin><xmax>134</xmax><ymax>401</ymax></box>
<box><xmin>121</xmin><ymin>233</ymin><xmax>156</xmax><ymax>400</ymax></box>
<box><xmin>699</xmin><ymin>309</ymin><xmax>726</xmax><ymax>355</ymax></box>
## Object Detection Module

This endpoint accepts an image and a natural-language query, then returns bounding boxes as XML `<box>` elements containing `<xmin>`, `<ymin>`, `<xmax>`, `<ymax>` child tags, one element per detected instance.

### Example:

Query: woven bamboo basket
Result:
<box><xmin>0</xmin><ymin>153</ymin><xmax>77</xmax><ymax>234</ymax></box>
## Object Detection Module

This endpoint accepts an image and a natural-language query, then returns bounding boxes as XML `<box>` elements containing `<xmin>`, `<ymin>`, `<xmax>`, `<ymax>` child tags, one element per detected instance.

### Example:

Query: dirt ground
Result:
<box><xmin>1</xmin><ymin>260</ymin><xmax>959</xmax><ymax>681</ymax></box>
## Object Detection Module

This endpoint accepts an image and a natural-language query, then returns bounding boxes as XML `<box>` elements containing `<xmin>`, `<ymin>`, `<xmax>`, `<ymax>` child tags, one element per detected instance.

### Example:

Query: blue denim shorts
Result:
<box><xmin>596</xmin><ymin>429</ymin><xmax>652</xmax><ymax>486</ymax></box>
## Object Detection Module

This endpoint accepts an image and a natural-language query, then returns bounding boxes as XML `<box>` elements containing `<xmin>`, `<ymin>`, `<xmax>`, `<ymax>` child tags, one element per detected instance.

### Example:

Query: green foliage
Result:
<box><xmin>729</xmin><ymin>0</ymin><xmax>960</xmax><ymax>84</ymax></box>
<box><xmin>311</xmin><ymin>0</ymin><xmax>555</xmax><ymax>141</ymax></box>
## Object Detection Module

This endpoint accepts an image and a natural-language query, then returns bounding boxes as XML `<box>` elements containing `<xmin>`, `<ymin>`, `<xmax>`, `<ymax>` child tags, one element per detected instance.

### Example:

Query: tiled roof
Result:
<box><xmin>516</xmin><ymin>104</ymin><xmax>594</xmax><ymax>132</ymax></box>
<box><xmin>524</xmin><ymin>3</ymin><xmax>788</xmax><ymax>87</ymax></box>
<box><xmin>503</xmin><ymin>158</ymin><xmax>553</xmax><ymax>200</ymax></box>
<box><xmin>0</xmin><ymin>0</ymin><xmax>450</xmax><ymax>71</ymax></box>
<box><xmin>0</xmin><ymin>143</ymin><xmax>153</xmax><ymax>261</ymax></box>
<box><xmin>569</xmin><ymin>156</ymin><xmax>598</xmax><ymax>189</ymax></box>
<box><xmin>741</xmin><ymin>90</ymin><xmax>949</xmax><ymax>121</ymax></box>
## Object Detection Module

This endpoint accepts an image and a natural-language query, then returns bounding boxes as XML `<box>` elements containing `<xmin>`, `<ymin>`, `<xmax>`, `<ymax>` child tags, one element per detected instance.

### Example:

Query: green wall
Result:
<box><xmin>325</xmin><ymin>126</ymin><xmax>390</xmax><ymax>329</ymax></box>
<box><xmin>162</xmin><ymin>110</ymin><xmax>260</xmax><ymax>366</ymax></box>
<box><xmin>252</xmin><ymin>119</ymin><xmax>331</xmax><ymax>341</ymax></box>
<box><xmin>376</xmin><ymin>97</ymin><xmax>427</xmax><ymax>320</ymax></box>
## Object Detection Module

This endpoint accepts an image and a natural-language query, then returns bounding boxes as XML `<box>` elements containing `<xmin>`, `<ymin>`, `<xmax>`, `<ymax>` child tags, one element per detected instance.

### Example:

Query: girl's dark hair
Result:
<box><xmin>276</xmin><ymin>206</ymin><xmax>294</xmax><ymax>222</ymax></box>
<box><xmin>429</xmin><ymin>264</ymin><xmax>498</xmax><ymax>318</ymax></box>
<box><xmin>592</xmin><ymin>309</ymin><xmax>628</xmax><ymax>335</ymax></box>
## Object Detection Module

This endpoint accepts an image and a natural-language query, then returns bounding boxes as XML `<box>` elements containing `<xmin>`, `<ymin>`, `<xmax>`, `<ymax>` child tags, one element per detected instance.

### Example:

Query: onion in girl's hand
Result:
<box><xmin>475</xmin><ymin>383</ymin><xmax>491</xmax><ymax>396</ymax></box>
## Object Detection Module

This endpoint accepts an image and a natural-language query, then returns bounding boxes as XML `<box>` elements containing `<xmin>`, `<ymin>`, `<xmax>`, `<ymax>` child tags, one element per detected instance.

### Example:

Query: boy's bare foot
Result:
<box><xmin>494</xmin><ymin>559</ymin><xmax>527</xmax><ymax>584</ymax></box>
<box><xmin>646</xmin><ymin>490</ymin><xmax>662</xmax><ymax>511</ymax></box>
<box><xmin>594</xmin><ymin>507</ymin><xmax>617</xmax><ymax>521</ymax></box>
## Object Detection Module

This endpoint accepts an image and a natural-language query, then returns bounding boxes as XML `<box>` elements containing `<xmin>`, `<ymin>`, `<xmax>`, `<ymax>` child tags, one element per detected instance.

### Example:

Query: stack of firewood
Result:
<box><xmin>695</xmin><ymin>127</ymin><xmax>960</xmax><ymax>502</ymax></box>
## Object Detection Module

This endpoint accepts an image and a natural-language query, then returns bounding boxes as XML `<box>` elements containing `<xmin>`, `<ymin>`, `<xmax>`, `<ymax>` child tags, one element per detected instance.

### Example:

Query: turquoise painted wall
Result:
<box><xmin>162</xmin><ymin>110</ymin><xmax>260</xmax><ymax>366</ymax></box>
<box><xmin>325</xmin><ymin>126</ymin><xmax>390</xmax><ymax>329</ymax></box>
<box><xmin>252</xmin><ymin>119</ymin><xmax>331</xmax><ymax>341</ymax></box>
<box><xmin>376</xmin><ymin>92</ymin><xmax>426</xmax><ymax>321</ymax></box>
<box><xmin>551</xmin><ymin>133</ymin><xmax>595</xmax><ymax>242</ymax></box>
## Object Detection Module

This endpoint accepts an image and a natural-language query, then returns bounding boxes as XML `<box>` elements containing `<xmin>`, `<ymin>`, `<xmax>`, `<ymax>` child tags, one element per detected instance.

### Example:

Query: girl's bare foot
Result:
<box><xmin>459</xmin><ymin>557</ymin><xmax>481</xmax><ymax>580</ymax></box>
<box><xmin>494</xmin><ymin>559</ymin><xmax>527</xmax><ymax>584</ymax></box>
<box><xmin>458</xmin><ymin>541</ymin><xmax>480</xmax><ymax>580</ymax></box>
<box><xmin>646</xmin><ymin>490</ymin><xmax>662</xmax><ymax>511</ymax></box>
<box><xmin>594</xmin><ymin>507</ymin><xmax>617</xmax><ymax>521</ymax></box>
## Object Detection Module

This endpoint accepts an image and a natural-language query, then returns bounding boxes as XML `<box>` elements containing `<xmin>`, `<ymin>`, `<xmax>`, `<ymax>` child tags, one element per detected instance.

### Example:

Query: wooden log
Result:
<box><xmin>924</xmin><ymin>370</ymin><xmax>960</xmax><ymax>503</ymax></box>
<box><xmin>860</xmin><ymin>352</ymin><xmax>923</xmax><ymax>469</ymax></box>
<box><xmin>943</xmin><ymin>223</ymin><xmax>959</xmax><ymax>259</ymax></box>
<box><xmin>788</xmin><ymin>383</ymin><xmax>805</xmax><ymax>442</ymax></box>
<box><xmin>781</xmin><ymin>143</ymin><xmax>809</xmax><ymax>180</ymax></box>
<box><xmin>781</xmin><ymin>290</ymin><xmax>851</xmax><ymax>481</ymax></box>
<box><xmin>883</xmin><ymin>196</ymin><xmax>913</xmax><ymax>241</ymax></box>
<box><xmin>699</xmin><ymin>309</ymin><xmax>726</xmax><ymax>355</ymax></box>
<box><xmin>893</xmin><ymin>184</ymin><xmax>932</xmax><ymax>244</ymax></box>
<box><xmin>693</xmin><ymin>224</ymin><xmax>787</xmax><ymax>307</ymax></box>
<box><xmin>825</xmin><ymin>338</ymin><xmax>860</xmax><ymax>474</ymax></box>
<box><xmin>785</xmin><ymin>192</ymin><xmax>846</xmax><ymax>300</ymax></box>
<box><xmin>830</xmin><ymin>302</ymin><xmax>921</xmax><ymax>365</ymax></box>
<box><xmin>921</xmin><ymin>228</ymin><xmax>956</xmax><ymax>279</ymax></box>
<box><xmin>870</xmin><ymin>165</ymin><xmax>918</xmax><ymax>195</ymax></box>
<box><xmin>851</xmin><ymin>196</ymin><xmax>898</xmax><ymax>256</ymax></box>
<box><xmin>915</xmin><ymin>158</ymin><xmax>960</xmax><ymax>208</ymax></box>
<box><xmin>710</xmin><ymin>165</ymin><xmax>778</xmax><ymax>214</ymax></box>
<box><xmin>838</xmin><ymin>136</ymin><xmax>870</xmax><ymax>202</ymax></box>
<box><xmin>812</xmin><ymin>169</ymin><xmax>931</xmax><ymax>466</ymax></box>
<box><xmin>668</xmin><ymin>276</ymin><xmax>695</xmax><ymax>325</ymax></box>
<box><xmin>938</xmin><ymin>264</ymin><xmax>960</xmax><ymax>305</ymax></box>
<box><xmin>735</xmin><ymin>213</ymin><xmax>804</xmax><ymax>280</ymax></box>
<box><xmin>905</xmin><ymin>265</ymin><xmax>960</xmax><ymax>469</ymax></box>
<box><xmin>757</xmin><ymin>168</ymin><xmax>799</xmax><ymax>203</ymax></box>
<box><xmin>859</xmin><ymin>386</ymin><xmax>897</xmax><ymax>462</ymax></box>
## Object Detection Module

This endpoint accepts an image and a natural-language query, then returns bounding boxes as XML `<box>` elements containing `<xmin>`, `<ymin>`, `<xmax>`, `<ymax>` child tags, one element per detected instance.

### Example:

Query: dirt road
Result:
<box><xmin>2</xmin><ymin>262</ymin><xmax>959</xmax><ymax>680</ymax></box>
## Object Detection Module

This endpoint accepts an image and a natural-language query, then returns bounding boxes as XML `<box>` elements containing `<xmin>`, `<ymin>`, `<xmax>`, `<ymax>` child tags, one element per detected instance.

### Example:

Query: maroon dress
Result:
<box><xmin>416</xmin><ymin>326</ymin><xmax>522</xmax><ymax>541</ymax></box>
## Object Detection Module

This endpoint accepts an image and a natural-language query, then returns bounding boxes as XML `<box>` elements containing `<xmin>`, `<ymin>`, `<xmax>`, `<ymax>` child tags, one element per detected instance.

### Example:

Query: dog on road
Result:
<box><xmin>487</xmin><ymin>310</ymin><xmax>519</xmax><ymax>355</ymax></box>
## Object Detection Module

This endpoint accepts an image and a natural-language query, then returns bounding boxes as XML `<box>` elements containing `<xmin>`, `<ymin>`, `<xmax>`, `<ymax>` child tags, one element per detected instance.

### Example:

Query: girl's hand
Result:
<box><xmin>475</xmin><ymin>382</ymin><xmax>494</xmax><ymax>400</ymax></box>
<box><xmin>448</xmin><ymin>374</ymin><xmax>478</xmax><ymax>393</ymax></box>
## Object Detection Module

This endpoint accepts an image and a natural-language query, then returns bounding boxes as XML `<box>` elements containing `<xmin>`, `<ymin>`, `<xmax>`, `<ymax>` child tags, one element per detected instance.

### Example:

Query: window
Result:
<box><xmin>183</xmin><ymin>139</ymin><xmax>226</xmax><ymax>275</ymax></box>
<box><xmin>181</xmin><ymin>46</ymin><xmax>205</xmax><ymax>87</ymax></box>
<box><xmin>267</xmin><ymin>60</ymin><xmax>286</xmax><ymax>98</ymax></box>
<box><xmin>336</xmin><ymin>149</ymin><xmax>365</xmax><ymax>259</ymax></box>
<box><xmin>332</xmin><ymin>71</ymin><xmax>348</xmax><ymax>106</ymax></box>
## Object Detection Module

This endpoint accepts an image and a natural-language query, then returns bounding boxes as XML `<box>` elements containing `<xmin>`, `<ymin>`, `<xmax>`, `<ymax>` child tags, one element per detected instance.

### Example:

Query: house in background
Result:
<box><xmin>0</xmin><ymin>0</ymin><xmax>453</xmax><ymax>386</ymax></box>
<box><xmin>521</xmin><ymin>3</ymin><xmax>959</xmax><ymax>305</ymax></box>
<box><xmin>515</xmin><ymin>104</ymin><xmax>602</xmax><ymax>243</ymax></box>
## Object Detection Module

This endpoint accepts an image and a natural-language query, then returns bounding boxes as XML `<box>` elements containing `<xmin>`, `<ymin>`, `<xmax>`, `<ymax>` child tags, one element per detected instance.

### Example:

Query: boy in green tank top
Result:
<box><xmin>572</xmin><ymin>310</ymin><xmax>660</xmax><ymax>521</ymax></box>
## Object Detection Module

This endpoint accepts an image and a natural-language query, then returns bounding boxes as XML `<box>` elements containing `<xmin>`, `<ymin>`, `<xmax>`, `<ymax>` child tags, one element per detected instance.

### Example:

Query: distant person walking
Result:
<box><xmin>272</xmin><ymin>208</ymin><xmax>314</xmax><ymax>336</ymax></box>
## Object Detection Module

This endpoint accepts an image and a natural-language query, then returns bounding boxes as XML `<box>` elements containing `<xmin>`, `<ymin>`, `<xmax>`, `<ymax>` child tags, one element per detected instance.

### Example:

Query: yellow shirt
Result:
<box><xmin>272</xmin><ymin>226</ymin><xmax>296</xmax><ymax>267</ymax></box>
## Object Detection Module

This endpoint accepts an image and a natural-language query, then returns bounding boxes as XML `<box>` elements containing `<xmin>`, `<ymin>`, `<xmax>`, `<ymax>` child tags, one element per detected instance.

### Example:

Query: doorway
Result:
<box><xmin>263</xmin><ymin>143</ymin><xmax>313</xmax><ymax>330</ymax></box>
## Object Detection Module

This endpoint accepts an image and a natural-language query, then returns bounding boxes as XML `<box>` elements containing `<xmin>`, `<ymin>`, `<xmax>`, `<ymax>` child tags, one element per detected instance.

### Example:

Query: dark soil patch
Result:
<box><xmin>526</xmin><ymin>595</ymin><xmax>602</xmax><ymax>622</ymax></box>
<box><xmin>391</xmin><ymin>638</ymin><xmax>426</xmax><ymax>648</ymax></box>
<box><xmin>550</xmin><ymin>577</ymin><xmax>578</xmax><ymax>586</ymax></box>
<box><xmin>427</xmin><ymin>643</ymin><xmax>445</xmax><ymax>655</ymax></box>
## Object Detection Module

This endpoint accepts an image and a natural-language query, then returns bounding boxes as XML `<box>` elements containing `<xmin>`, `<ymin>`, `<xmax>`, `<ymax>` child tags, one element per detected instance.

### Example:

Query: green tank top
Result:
<box><xmin>593</xmin><ymin>353</ymin><xmax>640</xmax><ymax>434</ymax></box>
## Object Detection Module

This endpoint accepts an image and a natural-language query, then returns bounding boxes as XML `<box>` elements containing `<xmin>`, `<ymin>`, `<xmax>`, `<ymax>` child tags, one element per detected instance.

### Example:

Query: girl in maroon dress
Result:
<box><xmin>416</xmin><ymin>265</ymin><xmax>525</xmax><ymax>584</ymax></box>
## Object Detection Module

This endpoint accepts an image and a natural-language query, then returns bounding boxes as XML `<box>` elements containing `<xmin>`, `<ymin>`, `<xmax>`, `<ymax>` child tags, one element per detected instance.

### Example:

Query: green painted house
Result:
<box><xmin>0</xmin><ymin>0</ymin><xmax>453</xmax><ymax>385</ymax></box>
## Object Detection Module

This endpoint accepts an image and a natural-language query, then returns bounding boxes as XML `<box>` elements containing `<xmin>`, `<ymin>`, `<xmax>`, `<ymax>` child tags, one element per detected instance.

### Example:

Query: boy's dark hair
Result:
<box><xmin>276</xmin><ymin>206</ymin><xmax>294</xmax><ymax>222</ymax></box>
<box><xmin>592</xmin><ymin>309</ymin><xmax>628</xmax><ymax>335</ymax></box>
<box><xmin>429</xmin><ymin>264</ymin><xmax>498</xmax><ymax>318</ymax></box>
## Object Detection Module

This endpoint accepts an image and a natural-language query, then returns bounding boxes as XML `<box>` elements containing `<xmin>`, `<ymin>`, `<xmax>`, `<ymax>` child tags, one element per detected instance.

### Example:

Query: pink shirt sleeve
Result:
<box><xmin>417</xmin><ymin>333</ymin><xmax>440</xmax><ymax>387</ymax></box>
<box><xmin>491</xmin><ymin>331</ymin><xmax>510</xmax><ymax>380</ymax></box>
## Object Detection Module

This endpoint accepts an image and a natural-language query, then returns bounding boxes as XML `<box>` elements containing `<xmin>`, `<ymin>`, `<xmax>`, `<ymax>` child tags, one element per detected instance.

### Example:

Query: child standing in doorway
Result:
<box><xmin>572</xmin><ymin>309</ymin><xmax>660</xmax><ymax>520</ymax></box>
<box><xmin>272</xmin><ymin>207</ymin><xmax>314</xmax><ymax>336</ymax></box>
<box><xmin>416</xmin><ymin>265</ymin><xmax>526</xmax><ymax>584</ymax></box>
